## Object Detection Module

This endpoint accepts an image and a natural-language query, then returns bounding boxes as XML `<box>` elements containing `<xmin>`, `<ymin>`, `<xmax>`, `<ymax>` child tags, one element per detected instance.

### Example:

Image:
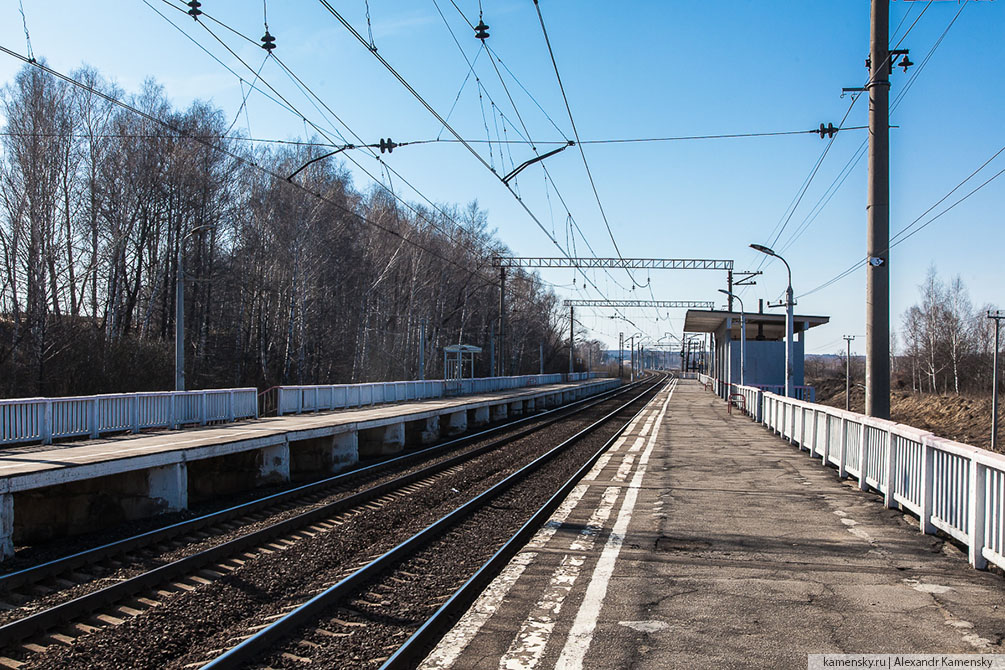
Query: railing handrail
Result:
<box><xmin>705</xmin><ymin>375</ymin><xmax>1005</xmax><ymax>572</ymax></box>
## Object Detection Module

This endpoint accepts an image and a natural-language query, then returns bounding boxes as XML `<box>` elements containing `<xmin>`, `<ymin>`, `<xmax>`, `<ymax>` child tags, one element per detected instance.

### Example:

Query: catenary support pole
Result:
<box><xmin>539</xmin><ymin>341</ymin><xmax>544</xmax><ymax>375</ymax></box>
<box><xmin>175</xmin><ymin>244</ymin><xmax>185</xmax><ymax>391</ymax></box>
<box><xmin>499</xmin><ymin>267</ymin><xmax>506</xmax><ymax>377</ymax></box>
<box><xmin>419</xmin><ymin>318</ymin><xmax>426</xmax><ymax>380</ymax></box>
<box><xmin>866</xmin><ymin>0</ymin><xmax>891</xmax><ymax>418</ymax></box>
<box><xmin>569</xmin><ymin>304</ymin><xmax>574</xmax><ymax>374</ymax></box>
<box><xmin>619</xmin><ymin>332</ymin><xmax>624</xmax><ymax>380</ymax></box>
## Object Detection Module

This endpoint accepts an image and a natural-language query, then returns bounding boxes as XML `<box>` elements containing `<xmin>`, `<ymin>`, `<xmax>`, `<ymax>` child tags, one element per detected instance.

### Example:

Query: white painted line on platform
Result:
<box><xmin>613</xmin><ymin>453</ymin><xmax>636</xmax><ymax>483</ymax></box>
<box><xmin>418</xmin><ymin>380</ymin><xmax>673</xmax><ymax>669</ymax></box>
<box><xmin>419</xmin><ymin>552</ymin><xmax>537</xmax><ymax>670</ymax></box>
<box><xmin>554</xmin><ymin>379</ymin><xmax>675</xmax><ymax>669</ymax></box>
<box><xmin>419</xmin><ymin>481</ymin><xmax>593</xmax><ymax>669</ymax></box>
<box><xmin>497</xmin><ymin>486</ymin><xmax>621</xmax><ymax>670</ymax></box>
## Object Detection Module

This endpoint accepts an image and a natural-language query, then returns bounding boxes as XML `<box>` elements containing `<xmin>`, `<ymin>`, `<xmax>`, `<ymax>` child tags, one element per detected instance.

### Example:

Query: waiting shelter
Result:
<box><xmin>683</xmin><ymin>307</ymin><xmax>829</xmax><ymax>396</ymax></box>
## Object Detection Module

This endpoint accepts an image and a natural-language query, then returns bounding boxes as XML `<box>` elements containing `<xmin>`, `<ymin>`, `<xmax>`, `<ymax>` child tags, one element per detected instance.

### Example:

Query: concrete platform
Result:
<box><xmin>422</xmin><ymin>379</ymin><xmax>1005</xmax><ymax>670</ymax></box>
<box><xmin>0</xmin><ymin>377</ymin><xmax>617</xmax><ymax>556</ymax></box>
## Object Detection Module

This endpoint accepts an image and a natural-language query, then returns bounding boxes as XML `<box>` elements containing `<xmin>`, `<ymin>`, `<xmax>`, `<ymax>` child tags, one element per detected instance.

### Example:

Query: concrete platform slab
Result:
<box><xmin>0</xmin><ymin>378</ymin><xmax>618</xmax><ymax>554</ymax></box>
<box><xmin>422</xmin><ymin>379</ymin><xmax>1005</xmax><ymax>670</ymax></box>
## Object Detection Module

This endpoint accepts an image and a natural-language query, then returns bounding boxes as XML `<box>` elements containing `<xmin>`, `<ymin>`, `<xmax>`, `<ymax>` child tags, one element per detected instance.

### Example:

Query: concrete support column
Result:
<box><xmin>444</xmin><ymin>411</ymin><xmax>468</xmax><ymax>436</ymax></box>
<box><xmin>331</xmin><ymin>432</ymin><xmax>358</xmax><ymax>472</ymax></box>
<box><xmin>258</xmin><ymin>442</ymin><xmax>291</xmax><ymax>484</ymax></box>
<box><xmin>524</xmin><ymin>399</ymin><xmax>536</xmax><ymax>414</ymax></box>
<box><xmin>469</xmin><ymin>406</ymin><xmax>490</xmax><ymax>427</ymax></box>
<box><xmin>147</xmin><ymin>463</ymin><xmax>188</xmax><ymax>511</ymax></box>
<box><xmin>419</xmin><ymin>416</ymin><xmax>440</xmax><ymax>444</ymax></box>
<box><xmin>0</xmin><ymin>494</ymin><xmax>12</xmax><ymax>560</ymax></box>
<box><xmin>508</xmin><ymin>401</ymin><xmax>523</xmax><ymax>417</ymax></box>
<box><xmin>490</xmin><ymin>404</ymin><xmax>508</xmax><ymax>422</ymax></box>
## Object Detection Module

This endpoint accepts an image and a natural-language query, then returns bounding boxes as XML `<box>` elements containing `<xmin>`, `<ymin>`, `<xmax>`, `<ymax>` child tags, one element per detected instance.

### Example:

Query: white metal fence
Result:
<box><xmin>0</xmin><ymin>372</ymin><xmax>609</xmax><ymax>447</ymax></box>
<box><xmin>0</xmin><ymin>389</ymin><xmax>259</xmax><ymax>446</ymax></box>
<box><xmin>275</xmin><ymin>372</ymin><xmax>602</xmax><ymax>415</ymax></box>
<box><xmin>708</xmin><ymin>377</ymin><xmax>1005</xmax><ymax>572</ymax></box>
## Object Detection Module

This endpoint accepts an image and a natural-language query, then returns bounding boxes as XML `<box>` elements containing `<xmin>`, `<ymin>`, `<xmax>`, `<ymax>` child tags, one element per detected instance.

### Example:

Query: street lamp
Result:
<box><xmin>719</xmin><ymin>288</ymin><xmax>746</xmax><ymax>386</ymax></box>
<box><xmin>750</xmin><ymin>243</ymin><xmax>794</xmax><ymax>398</ymax></box>
<box><xmin>176</xmin><ymin>224</ymin><xmax>215</xmax><ymax>391</ymax></box>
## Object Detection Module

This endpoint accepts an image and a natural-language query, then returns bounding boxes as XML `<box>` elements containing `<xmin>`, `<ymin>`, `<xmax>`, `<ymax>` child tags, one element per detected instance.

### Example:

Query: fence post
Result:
<box><xmin>809</xmin><ymin>410</ymin><xmax>819</xmax><ymax>457</ymax></box>
<box><xmin>297</xmin><ymin>388</ymin><xmax>303</xmax><ymax>415</ymax></box>
<box><xmin>90</xmin><ymin>397</ymin><xmax>101</xmax><ymax>439</ymax></box>
<box><xmin>919</xmin><ymin>438</ymin><xmax>936</xmax><ymax>535</ymax></box>
<box><xmin>755</xmin><ymin>390</ymin><xmax>763</xmax><ymax>424</ymax></box>
<box><xmin>170</xmin><ymin>394</ymin><xmax>178</xmax><ymax>430</ymax></box>
<box><xmin>838</xmin><ymin>418</ymin><xmax>848</xmax><ymax>479</ymax></box>
<box><xmin>968</xmin><ymin>458</ymin><xmax>988</xmax><ymax>569</ymax></box>
<box><xmin>228</xmin><ymin>391</ymin><xmax>235</xmax><ymax>422</ymax></box>
<box><xmin>822</xmin><ymin>411</ymin><xmax>830</xmax><ymax>466</ymax></box>
<box><xmin>131</xmin><ymin>396</ymin><xmax>140</xmax><ymax>434</ymax></box>
<box><xmin>858</xmin><ymin>422</ymin><xmax>868</xmax><ymax>491</ymax></box>
<box><xmin>883</xmin><ymin>429</ymin><xmax>896</xmax><ymax>508</ymax></box>
<box><xmin>41</xmin><ymin>401</ymin><xmax>53</xmax><ymax>445</ymax></box>
<box><xmin>277</xmin><ymin>389</ymin><xmax>285</xmax><ymax>417</ymax></box>
<box><xmin>200</xmin><ymin>392</ymin><xmax>208</xmax><ymax>426</ymax></box>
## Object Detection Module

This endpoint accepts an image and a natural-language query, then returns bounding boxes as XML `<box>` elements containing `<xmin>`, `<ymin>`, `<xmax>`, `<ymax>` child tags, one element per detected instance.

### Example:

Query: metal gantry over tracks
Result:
<box><xmin>562</xmin><ymin>299</ymin><xmax>715</xmax><ymax>310</ymax></box>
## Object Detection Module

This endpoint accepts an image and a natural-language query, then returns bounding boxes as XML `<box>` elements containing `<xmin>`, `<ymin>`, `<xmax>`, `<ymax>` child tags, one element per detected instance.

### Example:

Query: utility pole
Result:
<box><xmin>569</xmin><ymin>304</ymin><xmax>575</xmax><ymax>374</ymax></box>
<box><xmin>844</xmin><ymin>335</ymin><xmax>855</xmax><ymax>411</ymax></box>
<box><xmin>989</xmin><ymin>311</ymin><xmax>1004</xmax><ymax>450</ymax></box>
<box><xmin>499</xmin><ymin>267</ymin><xmax>506</xmax><ymax>377</ymax></box>
<box><xmin>866</xmin><ymin>0</ymin><xmax>891</xmax><ymax>419</ymax></box>
<box><xmin>419</xmin><ymin>318</ymin><xmax>427</xmax><ymax>380</ymax></box>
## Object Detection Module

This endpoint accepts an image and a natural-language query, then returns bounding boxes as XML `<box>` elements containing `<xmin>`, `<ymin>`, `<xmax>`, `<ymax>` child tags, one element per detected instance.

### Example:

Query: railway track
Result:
<box><xmin>0</xmin><ymin>375</ymin><xmax>663</xmax><ymax>669</ymax></box>
<box><xmin>198</xmin><ymin>374</ymin><xmax>670</xmax><ymax>670</ymax></box>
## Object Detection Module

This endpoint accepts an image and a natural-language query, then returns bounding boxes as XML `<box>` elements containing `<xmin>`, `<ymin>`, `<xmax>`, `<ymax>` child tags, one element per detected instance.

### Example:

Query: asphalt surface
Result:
<box><xmin>420</xmin><ymin>379</ymin><xmax>1005</xmax><ymax>669</ymax></box>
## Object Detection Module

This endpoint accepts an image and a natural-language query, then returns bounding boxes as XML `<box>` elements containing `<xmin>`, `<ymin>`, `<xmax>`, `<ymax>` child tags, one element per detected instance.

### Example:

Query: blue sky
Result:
<box><xmin>1</xmin><ymin>1</ymin><xmax>1002</xmax><ymax>355</ymax></box>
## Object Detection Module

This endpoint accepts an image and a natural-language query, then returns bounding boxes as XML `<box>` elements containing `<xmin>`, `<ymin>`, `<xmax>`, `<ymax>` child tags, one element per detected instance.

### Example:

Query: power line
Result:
<box><xmin>798</xmin><ymin>144</ymin><xmax>1005</xmax><ymax>299</ymax></box>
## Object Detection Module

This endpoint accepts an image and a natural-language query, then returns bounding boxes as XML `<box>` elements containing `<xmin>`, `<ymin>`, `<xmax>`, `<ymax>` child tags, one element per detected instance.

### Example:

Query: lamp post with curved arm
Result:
<box><xmin>750</xmin><ymin>243</ymin><xmax>794</xmax><ymax>398</ymax></box>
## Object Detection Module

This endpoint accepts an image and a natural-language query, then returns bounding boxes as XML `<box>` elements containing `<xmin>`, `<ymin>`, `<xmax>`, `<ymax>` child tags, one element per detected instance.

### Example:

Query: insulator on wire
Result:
<box><xmin>475</xmin><ymin>19</ymin><xmax>490</xmax><ymax>40</ymax></box>
<box><xmin>817</xmin><ymin>122</ymin><xmax>837</xmax><ymax>139</ymax></box>
<box><xmin>261</xmin><ymin>30</ymin><xmax>276</xmax><ymax>52</ymax></box>
<box><xmin>379</xmin><ymin>138</ymin><xmax>397</xmax><ymax>154</ymax></box>
<box><xmin>187</xmin><ymin>0</ymin><xmax>202</xmax><ymax>17</ymax></box>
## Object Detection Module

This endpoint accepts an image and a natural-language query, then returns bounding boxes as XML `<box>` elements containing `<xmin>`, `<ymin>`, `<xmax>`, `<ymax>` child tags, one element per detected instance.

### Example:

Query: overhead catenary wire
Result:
<box><xmin>532</xmin><ymin>0</ymin><xmax>647</xmax><ymax>290</ymax></box>
<box><xmin>315</xmin><ymin>1</ymin><xmax>639</xmax><ymax>325</ymax></box>
<box><xmin>153</xmin><ymin>0</ymin><xmax>518</xmax><ymax>280</ymax></box>
<box><xmin>0</xmin><ymin>45</ymin><xmax>507</xmax><ymax>290</ymax></box>
<box><xmin>154</xmin><ymin>0</ymin><xmax>589</xmax><ymax>300</ymax></box>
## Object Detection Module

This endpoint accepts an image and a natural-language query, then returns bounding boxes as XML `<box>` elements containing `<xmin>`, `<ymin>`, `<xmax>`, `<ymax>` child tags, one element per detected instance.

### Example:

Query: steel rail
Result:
<box><xmin>199</xmin><ymin>375</ymin><xmax>667</xmax><ymax>670</ymax></box>
<box><xmin>0</xmin><ymin>379</ymin><xmax>626</xmax><ymax>594</ymax></box>
<box><xmin>382</xmin><ymin>373</ymin><xmax>675</xmax><ymax>669</ymax></box>
<box><xmin>0</xmin><ymin>379</ymin><xmax>640</xmax><ymax>648</ymax></box>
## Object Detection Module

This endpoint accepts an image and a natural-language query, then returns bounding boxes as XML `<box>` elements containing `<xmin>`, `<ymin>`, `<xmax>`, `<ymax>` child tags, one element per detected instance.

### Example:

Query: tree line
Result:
<box><xmin>900</xmin><ymin>267</ymin><xmax>999</xmax><ymax>395</ymax></box>
<box><xmin>0</xmin><ymin>62</ymin><xmax>573</xmax><ymax>398</ymax></box>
